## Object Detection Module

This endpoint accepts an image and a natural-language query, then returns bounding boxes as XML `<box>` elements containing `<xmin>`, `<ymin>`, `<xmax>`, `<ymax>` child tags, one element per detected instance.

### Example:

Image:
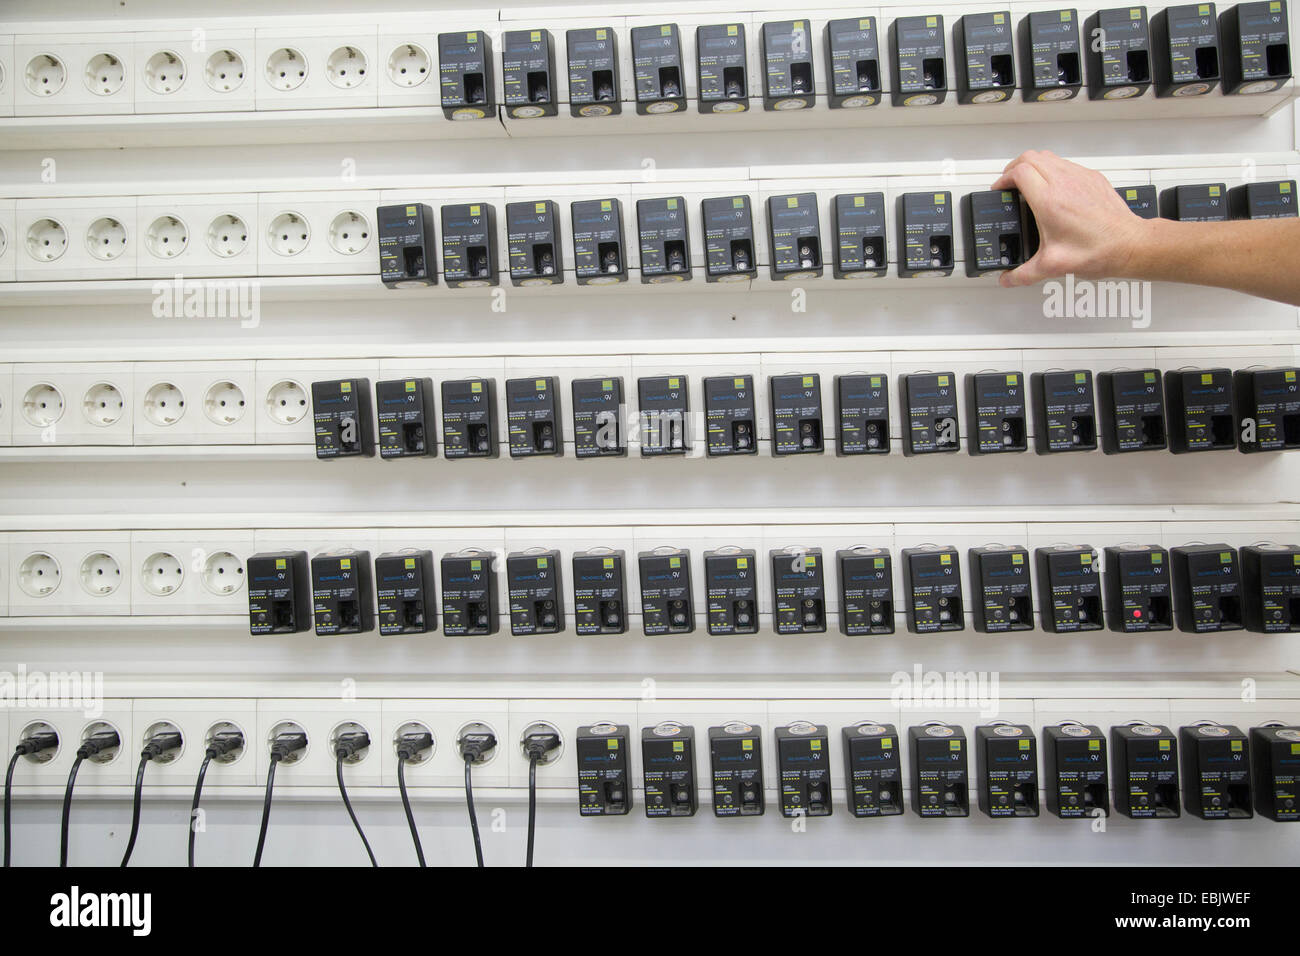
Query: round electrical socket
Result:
<box><xmin>0</xmin><ymin>61</ymin><xmax>6</xmax><ymax>95</ymax></box>
<box><xmin>141</xmin><ymin>550</ymin><xmax>184</xmax><ymax>597</ymax></box>
<box><xmin>393</xmin><ymin>721</ymin><xmax>435</xmax><ymax>764</ymax></box>
<box><xmin>330</xmin><ymin>721</ymin><xmax>372</xmax><ymax>765</ymax></box>
<box><xmin>145</xmin><ymin>215</ymin><xmax>188</xmax><ymax>259</ymax></box>
<box><xmin>519</xmin><ymin>721</ymin><xmax>564</xmax><ymax>766</ymax></box>
<box><xmin>0</xmin><ymin>223</ymin><xmax>8</xmax><ymax>258</ymax></box>
<box><xmin>267</xmin><ymin>721</ymin><xmax>308</xmax><ymax>764</ymax></box>
<box><xmin>18</xmin><ymin>552</ymin><xmax>61</xmax><ymax>598</ymax></box>
<box><xmin>205</xmin><ymin>49</ymin><xmax>246</xmax><ymax>92</ymax></box>
<box><xmin>265</xmin><ymin>47</ymin><xmax>307</xmax><ymax>91</ymax></box>
<box><xmin>22</xmin><ymin>383</ymin><xmax>64</xmax><ymax>427</ymax></box>
<box><xmin>326</xmin><ymin>45</ymin><xmax>367</xmax><ymax>89</ymax></box>
<box><xmin>201</xmin><ymin>550</ymin><xmax>245</xmax><ymax>596</ymax></box>
<box><xmin>79</xmin><ymin>551</ymin><xmax>122</xmax><ymax>596</ymax></box>
<box><xmin>142</xmin><ymin>382</ymin><xmax>186</xmax><ymax>427</ymax></box>
<box><xmin>265</xmin><ymin>379</ymin><xmax>308</xmax><ymax>424</ymax></box>
<box><xmin>85</xmin><ymin>53</ymin><xmax>126</xmax><ymax>96</ymax></box>
<box><xmin>456</xmin><ymin>721</ymin><xmax>498</xmax><ymax>765</ymax></box>
<box><xmin>85</xmin><ymin>217</ymin><xmax>128</xmax><ymax>261</ymax></box>
<box><xmin>327</xmin><ymin>211</ymin><xmax>370</xmax><ymax>255</ymax></box>
<box><xmin>142</xmin><ymin>720</ymin><xmax>184</xmax><ymax>764</ymax></box>
<box><xmin>18</xmin><ymin>722</ymin><xmax>59</xmax><ymax>764</ymax></box>
<box><xmin>24</xmin><ymin>54</ymin><xmax>66</xmax><ymax>96</ymax></box>
<box><xmin>82</xmin><ymin>382</ymin><xmax>124</xmax><ymax>427</ymax></box>
<box><xmin>203</xmin><ymin>380</ymin><xmax>246</xmax><ymax>425</ymax></box>
<box><xmin>205</xmin><ymin>721</ymin><xmax>247</xmax><ymax>765</ymax></box>
<box><xmin>81</xmin><ymin>721</ymin><xmax>122</xmax><ymax>764</ymax></box>
<box><xmin>26</xmin><ymin>218</ymin><xmax>67</xmax><ymax>262</ymax></box>
<box><xmin>266</xmin><ymin>212</ymin><xmax>309</xmax><ymax>257</ymax></box>
<box><xmin>144</xmin><ymin>50</ymin><xmax>186</xmax><ymax>94</ymax></box>
<box><xmin>387</xmin><ymin>43</ymin><xmax>430</xmax><ymax>87</ymax></box>
<box><xmin>206</xmin><ymin>213</ymin><xmax>248</xmax><ymax>258</ymax></box>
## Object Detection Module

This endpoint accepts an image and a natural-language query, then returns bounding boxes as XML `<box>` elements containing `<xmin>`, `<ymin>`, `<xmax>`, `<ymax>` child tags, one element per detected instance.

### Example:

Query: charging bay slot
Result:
<box><xmin>890</xmin><ymin>15</ymin><xmax>948</xmax><ymax>106</ymax></box>
<box><xmin>1087</xmin><ymin>7</ymin><xmax>1152</xmax><ymax>99</ymax></box>
<box><xmin>966</xmin><ymin>371</ymin><xmax>1027</xmax><ymax>454</ymax></box>
<box><xmin>639</xmin><ymin>548</ymin><xmax>694</xmax><ymax>635</ymax></box>
<box><xmin>572</xmin><ymin>376</ymin><xmax>625</xmax><ymax>457</ymax></box>
<box><xmin>1171</xmin><ymin>544</ymin><xmax>1245</xmax><ymax>632</ymax></box>
<box><xmin>636</xmin><ymin>197</ymin><xmax>692</xmax><ymax>282</ymax></box>
<box><xmin>631</xmin><ymin>24</ymin><xmax>686</xmax><ymax>113</ymax></box>
<box><xmin>1159</xmin><ymin>182</ymin><xmax>1229</xmax><ymax>221</ymax></box>
<box><xmin>638</xmin><ymin>374</ymin><xmax>689</xmax><ymax>455</ymax></box>
<box><xmin>1031</xmin><ymin>369</ymin><xmax>1097</xmax><ymax>453</ymax></box>
<box><xmin>832</xmin><ymin>192</ymin><xmax>888</xmax><ymax>278</ymax></box>
<box><xmin>970</xmin><ymin>545</ymin><xmax>1033</xmax><ymax>632</ymax></box>
<box><xmin>842</xmin><ymin>722</ymin><xmax>903</xmax><ymax>815</ymax></box>
<box><xmin>376</xmin><ymin>549</ymin><xmax>436</xmax><ymax>635</ymax></box>
<box><xmin>835</xmin><ymin>373</ymin><xmax>889</xmax><ymax>454</ymax></box>
<box><xmin>902</xmin><ymin>545</ymin><xmax>964</xmax><ymax>632</ymax></box>
<box><xmin>1229</xmin><ymin>180</ymin><xmax>1299</xmax><ymax>219</ymax></box>
<box><xmin>1104</xmin><ymin>545</ymin><xmax>1174</xmax><ymax>632</ymax></box>
<box><xmin>247</xmin><ymin>550</ymin><xmax>311</xmax><ymax>635</ymax></box>
<box><xmin>697</xmin><ymin>23</ymin><xmax>749</xmax><ymax>112</ymax></box>
<box><xmin>1112</xmin><ymin>723</ymin><xmax>1181</xmax><ymax>818</ymax></box>
<box><xmin>1180</xmin><ymin>723</ymin><xmax>1253</xmax><ymax>819</ymax></box>
<box><xmin>1019</xmin><ymin>9</ymin><xmax>1083</xmax><ymax>101</ymax></box>
<box><xmin>312</xmin><ymin>378</ymin><xmax>374</xmax><ymax>460</ymax></box>
<box><xmin>704</xmin><ymin>374</ymin><xmax>757</xmax><ymax>456</ymax></box>
<box><xmin>311</xmin><ymin>550</ymin><xmax>374</xmax><ymax>636</ymax></box>
<box><xmin>1035</xmin><ymin>545</ymin><xmax>1103</xmax><ymax>633</ymax></box>
<box><xmin>762</xmin><ymin>20</ymin><xmax>815</xmax><ymax>110</ymax></box>
<box><xmin>909</xmin><ymin>723</ymin><xmax>969</xmax><ymax>817</ymax></box>
<box><xmin>955</xmin><ymin>12</ymin><xmax>1016</xmax><ymax>103</ymax></box>
<box><xmin>1234</xmin><ymin>366</ymin><xmax>1300</xmax><ymax>452</ymax></box>
<box><xmin>769</xmin><ymin>372</ymin><xmax>824</xmax><ymax>455</ymax></box>
<box><xmin>506</xmin><ymin>199</ymin><xmax>563</xmax><ymax>285</ymax></box>
<box><xmin>962</xmin><ymin>189</ymin><xmax>1025</xmax><ymax>275</ymax></box>
<box><xmin>502</xmin><ymin>28</ymin><xmax>557</xmax><ymax>118</ymax></box>
<box><xmin>571</xmin><ymin>198</ymin><xmax>627</xmax><ymax>285</ymax></box>
<box><xmin>901</xmin><ymin>371</ymin><xmax>960</xmax><ymax>454</ymax></box>
<box><xmin>976</xmin><ymin>724</ymin><xmax>1040</xmax><ymax>817</ymax></box>
<box><xmin>1240</xmin><ymin>543</ymin><xmax>1300</xmax><ymax>633</ymax></box>
<box><xmin>1165</xmin><ymin>367</ymin><xmax>1237</xmax><ymax>452</ymax></box>
<box><xmin>441</xmin><ymin>377</ymin><xmax>498</xmax><ymax>459</ymax></box>
<box><xmin>643</xmin><ymin>723</ymin><xmax>697</xmax><ymax>816</ymax></box>
<box><xmin>1118</xmin><ymin>184</ymin><xmax>1160</xmax><ymax>217</ymax></box>
<box><xmin>710</xmin><ymin>722</ymin><xmax>764</xmax><ymax>816</ymax></box>
<box><xmin>441</xmin><ymin>202</ymin><xmax>498</xmax><ymax>287</ymax></box>
<box><xmin>505</xmin><ymin>375</ymin><xmax>561</xmax><ymax>458</ymax></box>
<box><xmin>378</xmin><ymin>203</ymin><xmax>437</xmax><ymax>287</ymax></box>
<box><xmin>769</xmin><ymin>548</ymin><xmax>826</xmax><ymax>634</ymax></box>
<box><xmin>1249</xmin><ymin>724</ymin><xmax>1300</xmax><ymax>821</ymax></box>
<box><xmin>896</xmin><ymin>191</ymin><xmax>954</xmax><ymax>277</ymax></box>
<box><xmin>766</xmin><ymin>193</ymin><xmax>822</xmax><ymax>280</ymax></box>
<box><xmin>1220</xmin><ymin>0</ymin><xmax>1292</xmax><ymax>94</ymax></box>
<box><xmin>572</xmin><ymin>549</ymin><xmax>627</xmax><ymax>634</ymax></box>
<box><xmin>566</xmin><ymin>26</ymin><xmax>621</xmax><ymax>116</ymax></box>
<box><xmin>775</xmin><ymin>722</ymin><xmax>832</xmax><ymax>816</ymax></box>
<box><xmin>1099</xmin><ymin>369</ymin><xmax>1167</xmax><ymax>453</ymax></box>
<box><xmin>577</xmin><ymin>723</ymin><xmax>631</xmax><ymax>815</ymax></box>
<box><xmin>826</xmin><ymin>16</ymin><xmax>882</xmax><ymax>107</ymax></box>
<box><xmin>438</xmin><ymin>31</ymin><xmax>494</xmax><ymax>120</ymax></box>
<box><xmin>702</xmin><ymin>195</ymin><xmax>757</xmax><ymax>281</ymax></box>
<box><xmin>1152</xmin><ymin>2</ymin><xmax>1223</xmax><ymax>96</ymax></box>
<box><xmin>837</xmin><ymin>547</ymin><xmax>894</xmax><ymax>635</ymax></box>
<box><xmin>1044</xmin><ymin>723</ymin><xmax>1110</xmax><ymax>818</ymax></box>
<box><xmin>376</xmin><ymin>377</ymin><xmax>434</xmax><ymax>459</ymax></box>
<box><xmin>507</xmin><ymin>549</ymin><xmax>564</xmax><ymax>635</ymax></box>
<box><xmin>705</xmin><ymin>548</ymin><xmax>758</xmax><ymax>634</ymax></box>
<box><xmin>441</xmin><ymin>551</ymin><xmax>498</xmax><ymax>636</ymax></box>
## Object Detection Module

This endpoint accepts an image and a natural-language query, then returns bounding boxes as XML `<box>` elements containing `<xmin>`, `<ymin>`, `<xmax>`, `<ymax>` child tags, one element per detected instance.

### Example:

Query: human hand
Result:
<box><xmin>991</xmin><ymin>150</ymin><xmax>1154</xmax><ymax>288</ymax></box>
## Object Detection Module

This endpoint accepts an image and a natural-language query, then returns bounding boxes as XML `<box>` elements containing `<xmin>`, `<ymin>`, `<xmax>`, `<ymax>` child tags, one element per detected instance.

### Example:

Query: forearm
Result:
<box><xmin>1116</xmin><ymin>216</ymin><xmax>1300</xmax><ymax>307</ymax></box>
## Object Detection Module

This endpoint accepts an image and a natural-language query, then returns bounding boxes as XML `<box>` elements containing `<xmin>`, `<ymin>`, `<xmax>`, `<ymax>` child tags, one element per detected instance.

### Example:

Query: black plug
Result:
<box><xmin>76</xmin><ymin>730</ymin><xmax>120</xmax><ymax>761</ymax></box>
<box><xmin>142</xmin><ymin>731</ymin><xmax>183</xmax><ymax>761</ymax></box>
<box><xmin>523</xmin><ymin>731</ymin><xmax>561</xmax><ymax>763</ymax></box>
<box><xmin>396</xmin><ymin>731</ymin><xmax>433</xmax><ymax>763</ymax></box>
<box><xmin>269</xmin><ymin>732</ymin><xmax>308</xmax><ymax>763</ymax></box>
<box><xmin>334</xmin><ymin>731</ymin><xmax>370</xmax><ymax>761</ymax></box>
<box><xmin>15</xmin><ymin>732</ymin><xmax>58</xmax><ymax>757</ymax></box>
<box><xmin>459</xmin><ymin>731</ymin><xmax>497</xmax><ymax>763</ymax></box>
<box><xmin>206</xmin><ymin>731</ymin><xmax>245</xmax><ymax>760</ymax></box>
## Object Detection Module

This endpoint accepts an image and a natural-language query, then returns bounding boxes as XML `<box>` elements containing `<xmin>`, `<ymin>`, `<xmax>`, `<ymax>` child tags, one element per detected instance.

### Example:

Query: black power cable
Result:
<box><xmin>188</xmin><ymin>731</ymin><xmax>244</xmax><ymax>867</ymax></box>
<box><xmin>395</xmin><ymin>731</ymin><xmax>433</xmax><ymax>867</ymax></box>
<box><xmin>120</xmin><ymin>731</ymin><xmax>182</xmax><ymax>867</ymax></box>
<box><xmin>253</xmin><ymin>731</ymin><xmax>306</xmax><ymax>867</ymax></box>
<box><xmin>334</xmin><ymin>732</ymin><xmax>377</xmax><ymax>867</ymax></box>
<box><xmin>4</xmin><ymin>731</ymin><xmax>59</xmax><ymax>867</ymax></box>
<box><xmin>458</xmin><ymin>731</ymin><xmax>496</xmax><ymax>867</ymax></box>
<box><xmin>522</xmin><ymin>732</ymin><xmax>560</xmax><ymax>868</ymax></box>
<box><xmin>60</xmin><ymin>730</ymin><xmax>120</xmax><ymax>867</ymax></box>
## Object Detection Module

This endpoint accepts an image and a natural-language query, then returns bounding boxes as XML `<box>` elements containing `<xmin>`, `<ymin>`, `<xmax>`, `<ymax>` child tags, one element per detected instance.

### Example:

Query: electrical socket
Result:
<box><xmin>15</xmin><ymin>198</ymin><xmax>138</xmax><ymax>281</ymax></box>
<box><xmin>380</xmin><ymin>699</ymin><xmax>510</xmax><ymax>788</ymax></box>
<box><xmin>128</xmin><ymin>700</ymin><xmax>257</xmax><ymax>787</ymax></box>
<box><xmin>0</xmin><ymin>532</ymin><xmax>9</xmax><ymax>618</ymax></box>
<box><xmin>129</xmin><ymin>530</ymin><xmax>255</xmax><ymax>615</ymax></box>
<box><xmin>132</xmin><ymin>30</ymin><xmax>256</xmax><ymax>113</ymax></box>
<box><xmin>0</xmin><ymin>35</ymin><xmax>14</xmax><ymax>117</ymax></box>
<box><xmin>503</xmin><ymin>354</ymin><xmax>633</xmax><ymax>446</ymax></box>
<box><xmin>254</xmin><ymin>359</ymin><xmax>378</xmax><ymax>444</ymax></box>
<box><xmin>254</xmin><ymin>26</ymin><xmax>378</xmax><ymax>110</ymax></box>
<box><xmin>509</xmin><ymin>700</ymin><xmax>637</xmax><ymax>788</ymax></box>
<box><xmin>256</xmin><ymin>191</ymin><xmax>380</xmax><ymax>276</ymax></box>
<box><xmin>11</xmin><ymin>362</ymin><xmax>134</xmax><ymax>445</ymax></box>
<box><xmin>6</xmin><ymin>703</ymin><xmax>135</xmax><ymax>789</ymax></box>
<box><xmin>0</xmin><ymin>363</ymin><xmax>12</xmax><ymax>446</ymax></box>
<box><xmin>255</xmin><ymin>699</ymin><xmax>383</xmax><ymax>788</ymax></box>
<box><xmin>0</xmin><ymin>198</ymin><xmax>14</xmax><ymax>282</ymax></box>
<box><xmin>132</xmin><ymin>360</ymin><xmax>256</xmax><ymax>444</ymax></box>
<box><xmin>13</xmin><ymin>34</ymin><xmax>135</xmax><ymax>115</ymax></box>
<box><xmin>8</xmin><ymin>531</ymin><xmax>132</xmax><ymax>616</ymax></box>
<box><xmin>134</xmin><ymin>195</ymin><xmax>259</xmax><ymax>278</ymax></box>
